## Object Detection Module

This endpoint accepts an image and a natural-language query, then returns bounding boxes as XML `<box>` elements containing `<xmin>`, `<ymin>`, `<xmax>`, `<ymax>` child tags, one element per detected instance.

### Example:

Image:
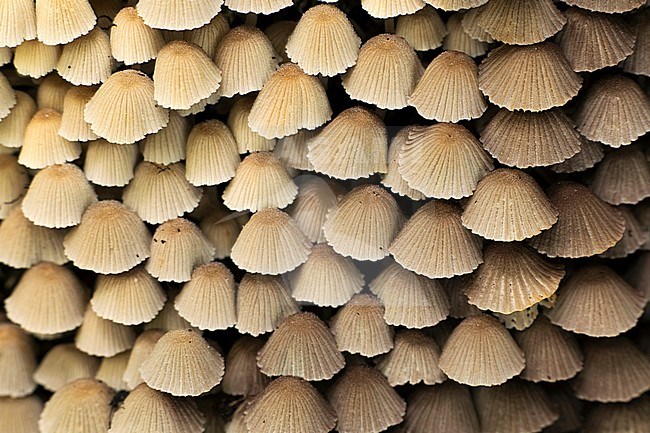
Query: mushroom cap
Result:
<box><xmin>83</xmin><ymin>139</ymin><xmax>138</xmax><ymax>187</ymax></box>
<box><xmin>0</xmin><ymin>323</ymin><xmax>37</xmax><ymax>398</ymax></box>
<box><xmin>58</xmin><ymin>85</ymin><xmax>98</xmax><ymax>142</ymax></box>
<box><xmin>19</xmin><ymin>108</ymin><xmax>81</xmax><ymax>169</ymax></box>
<box><xmin>0</xmin><ymin>0</ymin><xmax>36</xmax><ymax>47</ymax></box>
<box><xmin>35</xmin><ymin>0</ymin><xmax>96</xmax><ymax>46</ymax></box>
<box><xmin>56</xmin><ymin>27</ymin><xmax>112</xmax><ymax>86</ymax></box>
<box><xmin>0</xmin><ymin>91</ymin><xmax>37</xmax><ymax>149</ymax></box>
<box><xmin>136</xmin><ymin>0</ymin><xmax>222</xmax><ymax>31</ymax></box>
<box><xmin>221</xmin><ymin>336</ymin><xmax>269</xmax><ymax>396</ymax></box>
<box><xmin>75</xmin><ymin>307</ymin><xmax>136</xmax><ymax>357</ymax></box>
<box><xmin>14</xmin><ymin>39</ymin><xmax>60</xmax><ymax>79</ymax></box>
<box><xmin>404</xmin><ymin>382</ymin><xmax>480</xmax><ymax>433</ymax></box>
<box><xmin>360</xmin><ymin>0</ymin><xmax>425</xmax><ymax>18</ymax></box>
<box><xmin>33</xmin><ymin>344</ymin><xmax>100</xmax><ymax>392</ymax></box>
<box><xmin>110</xmin><ymin>7</ymin><xmax>165</xmax><ymax>65</ymax></box>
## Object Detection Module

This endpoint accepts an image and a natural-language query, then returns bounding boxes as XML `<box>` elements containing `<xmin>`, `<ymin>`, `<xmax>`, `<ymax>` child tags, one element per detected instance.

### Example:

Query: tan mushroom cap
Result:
<box><xmin>330</xmin><ymin>294</ymin><xmax>393</xmax><ymax>357</ymax></box>
<box><xmin>396</xmin><ymin>7</ymin><xmax>447</xmax><ymax>51</ymax></box>
<box><xmin>140</xmin><ymin>329</ymin><xmax>224</xmax><ymax>396</ymax></box>
<box><xmin>360</xmin><ymin>0</ymin><xmax>425</xmax><ymax>18</ymax></box>
<box><xmin>439</xmin><ymin>314</ymin><xmax>525</xmax><ymax>386</ymax></box>
<box><xmin>185</xmin><ymin>119</ymin><xmax>239</xmax><ymax>187</ymax></box>
<box><xmin>145</xmin><ymin>295</ymin><xmax>199</xmax><ymax>332</ymax></box>
<box><xmin>425</xmin><ymin>0</ymin><xmax>488</xmax><ymax>11</ymax></box>
<box><xmin>19</xmin><ymin>108</ymin><xmax>81</xmax><ymax>169</ymax></box>
<box><xmin>443</xmin><ymin>275</ymin><xmax>482</xmax><ymax>319</ymax></box>
<box><xmin>273</xmin><ymin>129</ymin><xmax>316</xmax><ymax>171</ymax></box>
<box><xmin>63</xmin><ymin>200</ymin><xmax>151</xmax><ymax>274</ymax></box>
<box><xmin>551</xmin><ymin>138</ymin><xmax>604</xmax><ymax>173</ymax></box>
<box><xmin>443</xmin><ymin>13</ymin><xmax>489</xmax><ymax>58</ymax></box>
<box><xmin>221</xmin><ymin>336</ymin><xmax>269</xmax><ymax>396</ymax></box>
<box><xmin>461</xmin><ymin>168</ymin><xmax>558</xmax><ymax>242</ymax></box>
<box><xmin>478</xmin><ymin>42</ymin><xmax>581</xmax><ymax>112</ymax></box>
<box><xmin>461</xmin><ymin>7</ymin><xmax>494</xmax><ymax>43</ymax></box>
<box><xmin>601</xmin><ymin>206</ymin><xmax>648</xmax><ymax>259</ymax></box>
<box><xmin>257</xmin><ymin>312</ymin><xmax>344</xmax><ymax>381</ymax></box>
<box><xmin>228</xmin><ymin>95</ymin><xmax>276</xmax><ymax>153</ymax></box>
<box><xmin>0</xmin><ymin>0</ymin><xmax>36</xmax><ymax>47</ymax></box>
<box><xmin>14</xmin><ymin>39</ymin><xmax>60</xmax><ymax>79</ymax></box>
<box><xmin>33</xmin><ymin>344</ymin><xmax>100</xmax><ymax>392</ymax></box>
<box><xmin>184</xmin><ymin>14</ymin><xmax>229</xmax><ymax>59</ymax></box>
<box><xmin>84</xmin><ymin>139</ymin><xmax>138</xmax><ymax>187</ymax></box>
<box><xmin>37</xmin><ymin>73</ymin><xmax>72</xmax><ymax>112</ymax></box>
<box><xmin>0</xmin><ymin>154</ymin><xmax>28</xmax><ymax>219</ymax></box>
<box><xmin>563</xmin><ymin>0</ymin><xmax>645</xmax><ymax>14</ymax></box>
<box><xmin>404</xmin><ymin>382</ymin><xmax>480</xmax><ymax>433</ymax></box>
<box><xmin>35</xmin><ymin>0</ymin><xmax>96</xmax><ymax>46</ymax></box>
<box><xmin>342</xmin><ymin>34</ymin><xmax>423</xmax><ymax>110</ymax></box>
<box><xmin>584</xmin><ymin>396</ymin><xmax>650</xmax><ymax>433</ymax></box>
<box><xmin>136</xmin><ymin>0</ymin><xmax>222</xmax><ymax>31</ymax></box>
<box><xmin>5</xmin><ymin>262</ymin><xmax>87</xmax><ymax>335</ymax></box>
<box><xmin>545</xmin><ymin>265</ymin><xmax>645</xmax><ymax>337</ymax></box>
<box><xmin>377</xmin><ymin>329</ymin><xmax>445</xmax><ymax>386</ymax></box>
<box><xmin>381</xmin><ymin>127</ymin><xmax>426</xmax><ymax>201</ymax></box>
<box><xmin>95</xmin><ymin>350</ymin><xmax>130</xmax><ymax>390</ymax></box>
<box><xmin>0</xmin><ymin>91</ymin><xmax>37</xmax><ymax>149</ymax></box>
<box><xmin>307</xmin><ymin>106</ymin><xmax>388</xmax><ymax>180</ymax></box>
<box><xmin>57</xmin><ymin>27</ymin><xmax>112</xmax><ymax>86</ymax></box>
<box><xmin>75</xmin><ymin>307</ymin><xmax>136</xmax><ymax>357</ymax></box>
<box><xmin>0</xmin><ymin>395</ymin><xmax>42</xmax><ymax>433</ymax></box>
<box><xmin>591</xmin><ymin>146</ymin><xmax>650</xmax><ymax>205</ymax></box>
<box><xmin>224</xmin><ymin>0</ymin><xmax>292</xmax><ymax>14</ymax></box>
<box><xmin>110</xmin><ymin>7</ymin><xmax>165</xmax><ymax>65</ymax></box>
<box><xmin>480</xmin><ymin>108</ymin><xmax>581</xmax><ymax>168</ymax></box>
<box><xmin>198</xmin><ymin>198</ymin><xmax>241</xmax><ymax>259</ymax></box>
<box><xmin>122</xmin><ymin>329</ymin><xmax>165</xmax><ymax>390</ymax></box>
<box><xmin>0</xmin><ymin>323</ymin><xmax>37</xmax><ymax>398</ymax></box>
<box><xmin>244</xmin><ymin>377</ymin><xmax>337</xmax><ymax>433</ymax></box>
<box><xmin>141</xmin><ymin>111</ymin><xmax>189</xmax><ymax>165</ymax></box>
<box><xmin>287</xmin><ymin>176</ymin><xmax>343</xmax><ymax>243</ymax></box>
<box><xmin>248</xmin><ymin>63</ymin><xmax>332</xmax><ymax>139</ymax></box>
<box><xmin>58</xmin><ymin>85</ymin><xmax>98</xmax><ymax>142</ymax></box>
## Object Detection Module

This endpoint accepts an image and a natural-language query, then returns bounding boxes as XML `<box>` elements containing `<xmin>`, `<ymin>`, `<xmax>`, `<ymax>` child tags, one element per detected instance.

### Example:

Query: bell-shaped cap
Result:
<box><xmin>136</xmin><ymin>0</ymin><xmax>222</xmax><ymax>31</ymax></box>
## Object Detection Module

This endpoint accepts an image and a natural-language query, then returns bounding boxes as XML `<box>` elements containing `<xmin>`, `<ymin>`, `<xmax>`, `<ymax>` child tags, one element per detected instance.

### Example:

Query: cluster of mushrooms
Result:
<box><xmin>1</xmin><ymin>0</ymin><xmax>650</xmax><ymax>432</ymax></box>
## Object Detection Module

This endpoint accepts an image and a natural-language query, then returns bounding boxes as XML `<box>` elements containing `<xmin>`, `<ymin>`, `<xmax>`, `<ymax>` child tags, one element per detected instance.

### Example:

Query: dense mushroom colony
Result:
<box><xmin>1</xmin><ymin>0</ymin><xmax>650</xmax><ymax>432</ymax></box>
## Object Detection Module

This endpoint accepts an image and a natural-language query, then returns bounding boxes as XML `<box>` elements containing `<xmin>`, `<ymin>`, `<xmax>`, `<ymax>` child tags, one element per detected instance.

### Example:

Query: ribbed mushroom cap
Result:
<box><xmin>174</xmin><ymin>262</ymin><xmax>236</xmax><ymax>331</ymax></box>
<box><xmin>575</xmin><ymin>75</ymin><xmax>650</xmax><ymax>147</ymax></box>
<box><xmin>37</xmin><ymin>74</ymin><xmax>72</xmax><ymax>112</ymax></box>
<box><xmin>290</xmin><ymin>243</ymin><xmax>364</xmax><ymax>307</ymax></box>
<box><xmin>478</xmin><ymin>42</ymin><xmax>581</xmax><ymax>112</ymax></box>
<box><xmin>286</xmin><ymin>4</ymin><xmax>360</xmax><ymax>76</ymax></box>
<box><xmin>573</xmin><ymin>337</ymin><xmax>650</xmax><ymax>403</ymax></box>
<box><xmin>14</xmin><ymin>39</ymin><xmax>60</xmax><ymax>79</ymax></box>
<box><xmin>396</xmin><ymin>6</ymin><xmax>447</xmax><ymax>51</ymax></box>
<box><xmin>110</xmin><ymin>7</ymin><xmax>165</xmax><ymax>65</ymax></box>
<box><xmin>75</xmin><ymin>307</ymin><xmax>135</xmax><ymax>357</ymax></box>
<box><xmin>153</xmin><ymin>40</ymin><xmax>221</xmax><ymax>110</ymax></box>
<box><xmin>63</xmin><ymin>200</ymin><xmax>151</xmax><ymax>274</ymax></box>
<box><xmin>136</xmin><ymin>0</ymin><xmax>222</xmax><ymax>31</ymax></box>
<box><xmin>405</xmin><ymin>382</ymin><xmax>479</xmax><ymax>433</ymax></box>
<box><xmin>546</xmin><ymin>265</ymin><xmax>644</xmax><ymax>337</ymax></box>
<box><xmin>551</xmin><ymin>138</ymin><xmax>604</xmax><ymax>173</ymax></box>
<box><xmin>248</xmin><ymin>63</ymin><xmax>332</xmax><ymax>139</ymax></box>
<box><xmin>224</xmin><ymin>0</ymin><xmax>292</xmax><ymax>14</ymax></box>
<box><xmin>84</xmin><ymin>139</ymin><xmax>138</xmax><ymax>187</ymax></box>
<box><xmin>108</xmin><ymin>383</ymin><xmax>206</xmax><ymax>433</ymax></box>
<box><xmin>465</xmin><ymin>242</ymin><xmax>565</xmax><ymax>314</ymax></box>
<box><xmin>342</xmin><ymin>34</ymin><xmax>423</xmax><ymax>110</ymax></box>
<box><xmin>0</xmin><ymin>154</ymin><xmax>28</xmax><ymax>219</ymax></box>
<box><xmin>198</xmin><ymin>199</ymin><xmax>241</xmax><ymax>260</ymax></box>
<box><xmin>91</xmin><ymin>266</ymin><xmax>165</xmax><ymax>326</ymax></box>
<box><xmin>94</xmin><ymin>350</ymin><xmax>129</xmax><ymax>390</ymax></box>
<box><xmin>444</xmin><ymin>13</ymin><xmax>489</xmax><ymax>58</ymax></box>
<box><xmin>141</xmin><ymin>111</ymin><xmax>189</xmax><ymax>165</ymax></box>
<box><xmin>360</xmin><ymin>0</ymin><xmax>425</xmax><ymax>18</ymax></box>
<box><xmin>244</xmin><ymin>376</ymin><xmax>337</xmax><ymax>433</ymax></box>
<box><xmin>227</xmin><ymin>398</ymin><xmax>253</xmax><ymax>433</ymax></box>
<box><xmin>0</xmin><ymin>74</ymin><xmax>15</xmax><ymax>123</ymax></box>
<box><xmin>223</xmin><ymin>152</ymin><xmax>297</xmax><ymax>212</ymax></box>
<box><xmin>439</xmin><ymin>314</ymin><xmax>525</xmax><ymax>386</ymax></box>
<box><xmin>145</xmin><ymin>295</ymin><xmax>199</xmax><ymax>332</ymax></box>
<box><xmin>480</xmin><ymin>108</ymin><xmax>581</xmax><ymax>168</ymax></box>
<box><xmin>264</xmin><ymin>20</ymin><xmax>296</xmax><ymax>62</ymax></box>
<box><xmin>425</xmin><ymin>0</ymin><xmax>488</xmax><ymax>11</ymax></box>
<box><xmin>273</xmin><ymin>129</ymin><xmax>315</xmax><ymax>171</ymax></box>
<box><xmin>58</xmin><ymin>85</ymin><xmax>98</xmax><ymax>142</ymax></box>
<box><xmin>221</xmin><ymin>336</ymin><xmax>270</xmax><ymax>396</ymax></box>
<box><xmin>0</xmin><ymin>324</ymin><xmax>37</xmax><ymax>398</ymax></box>
<box><xmin>140</xmin><ymin>329</ymin><xmax>224</xmax><ymax>396</ymax></box>
<box><xmin>381</xmin><ymin>127</ymin><xmax>426</xmax><ymax>201</ymax></box>
<box><xmin>0</xmin><ymin>395</ymin><xmax>42</xmax><ymax>433</ymax></box>
<box><xmin>0</xmin><ymin>207</ymin><xmax>67</xmax><ymax>269</ymax></box>
<box><xmin>328</xmin><ymin>365</ymin><xmax>406</xmax><ymax>433</ymax></box>
<box><xmin>409</xmin><ymin>51</ymin><xmax>485</xmax><ymax>122</ymax></box>
<box><xmin>461</xmin><ymin>7</ymin><xmax>494</xmax><ymax>42</ymax></box>
<box><xmin>235</xmin><ymin>273</ymin><xmax>299</xmax><ymax>337</ymax></box>
<box><xmin>474</xmin><ymin>380</ymin><xmax>559</xmax><ymax>433</ymax></box>
<box><xmin>592</xmin><ymin>147</ymin><xmax>650</xmax><ymax>205</ymax></box>
<box><xmin>601</xmin><ymin>206</ymin><xmax>647</xmax><ymax>259</ymax></box>
<box><xmin>231</xmin><ymin>208</ymin><xmax>311</xmax><ymax>275</ymax></box>
<box><xmin>39</xmin><ymin>379</ymin><xmax>114</xmax><ymax>433</ymax></box>
<box><xmin>624</xmin><ymin>9</ymin><xmax>650</xmax><ymax>77</ymax></box>
<box><xmin>228</xmin><ymin>95</ymin><xmax>276</xmax><ymax>153</ymax></box>
<box><xmin>514</xmin><ymin>316</ymin><xmax>583</xmax><ymax>383</ymax></box>
<box><xmin>330</xmin><ymin>294</ymin><xmax>393</xmax><ymax>357</ymax></box>
<box><xmin>183</xmin><ymin>15</ymin><xmax>229</xmax><ymax>59</ymax></box>
<box><xmin>84</xmin><ymin>69</ymin><xmax>169</xmax><ymax>144</ymax></box>
<box><xmin>257</xmin><ymin>312</ymin><xmax>344</xmax><ymax>381</ymax></box>
<box><xmin>287</xmin><ymin>176</ymin><xmax>342</xmax><ymax>243</ymax></box>
<box><xmin>0</xmin><ymin>0</ymin><xmax>36</xmax><ymax>47</ymax></box>
<box><xmin>21</xmin><ymin>163</ymin><xmax>97</xmax><ymax>228</ymax></box>
<box><xmin>307</xmin><ymin>106</ymin><xmax>388</xmax><ymax>180</ymax></box>
<box><xmin>443</xmin><ymin>275</ymin><xmax>482</xmax><ymax>319</ymax></box>
<box><xmin>390</xmin><ymin>200</ymin><xmax>483</xmax><ymax>279</ymax></box>
<box><xmin>472</xmin><ymin>0</ymin><xmax>565</xmax><ymax>45</ymax></box>
<box><xmin>462</xmin><ymin>168</ymin><xmax>558</xmax><ymax>241</ymax></box>
<box><xmin>123</xmin><ymin>162</ymin><xmax>202</xmax><ymax>224</ymax></box>
<box><xmin>5</xmin><ymin>262</ymin><xmax>86</xmax><ymax>334</ymax></box>
<box><xmin>0</xmin><ymin>91</ymin><xmax>36</xmax><ymax>149</ymax></box>
<box><xmin>214</xmin><ymin>25</ymin><xmax>277</xmax><ymax>98</ymax></box>
<box><xmin>56</xmin><ymin>27</ymin><xmax>112</xmax><ymax>86</ymax></box>
<box><xmin>370</xmin><ymin>262</ymin><xmax>450</xmax><ymax>329</ymax></box>
<box><xmin>584</xmin><ymin>396</ymin><xmax>650</xmax><ymax>433</ymax></box>
<box><xmin>529</xmin><ymin>181</ymin><xmax>625</xmax><ymax>258</ymax></box>
<box><xmin>185</xmin><ymin>119</ymin><xmax>239</xmax><ymax>187</ymax></box>
<box><xmin>399</xmin><ymin>124</ymin><xmax>493</xmax><ymax>199</ymax></box>
<box><xmin>35</xmin><ymin>0</ymin><xmax>96</xmax><ymax>45</ymax></box>
<box><xmin>563</xmin><ymin>0</ymin><xmax>644</xmax><ymax>13</ymax></box>
<box><xmin>323</xmin><ymin>185</ymin><xmax>404</xmax><ymax>261</ymax></box>
<box><xmin>19</xmin><ymin>108</ymin><xmax>81</xmax><ymax>169</ymax></box>
<box><xmin>122</xmin><ymin>330</ymin><xmax>165</xmax><ymax>390</ymax></box>
<box><xmin>559</xmin><ymin>8</ymin><xmax>635</xmax><ymax>72</ymax></box>
<box><xmin>33</xmin><ymin>344</ymin><xmax>100</xmax><ymax>392</ymax></box>
<box><xmin>377</xmin><ymin>329</ymin><xmax>444</xmax><ymax>386</ymax></box>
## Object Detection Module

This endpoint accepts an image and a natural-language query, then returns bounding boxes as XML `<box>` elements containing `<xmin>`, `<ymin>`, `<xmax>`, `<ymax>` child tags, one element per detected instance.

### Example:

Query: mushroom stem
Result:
<box><xmin>245</xmin><ymin>13</ymin><xmax>258</xmax><ymax>27</ymax></box>
<box><xmin>384</xmin><ymin>18</ymin><xmax>395</xmax><ymax>33</ymax></box>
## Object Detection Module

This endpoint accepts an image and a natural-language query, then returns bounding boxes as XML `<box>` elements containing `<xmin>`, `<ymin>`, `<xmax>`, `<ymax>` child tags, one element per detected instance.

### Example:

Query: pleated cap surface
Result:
<box><xmin>221</xmin><ymin>336</ymin><xmax>270</xmax><ymax>396</ymax></box>
<box><xmin>545</xmin><ymin>265</ymin><xmax>645</xmax><ymax>337</ymax></box>
<box><xmin>584</xmin><ymin>397</ymin><xmax>650</xmax><ymax>433</ymax></box>
<box><xmin>19</xmin><ymin>108</ymin><xmax>81</xmax><ymax>169</ymax></box>
<box><xmin>63</xmin><ymin>200</ymin><xmax>151</xmax><ymax>274</ymax></box>
<box><xmin>323</xmin><ymin>184</ymin><xmax>404</xmax><ymax>261</ymax></box>
<box><xmin>224</xmin><ymin>0</ymin><xmax>292</xmax><ymax>14</ymax></box>
<box><xmin>136</xmin><ymin>0</ymin><xmax>222</xmax><ymax>31</ymax></box>
<box><xmin>231</xmin><ymin>208</ymin><xmax>311</xmax><ymax>275</ymax></box>
<box><xmin>360</xmin><ymin>0</ymin><xmax>425</xmax><ymax>18</ymax></box>
<box><xmin>551</xmin><ymin>138</ymin><xmax>604</xmax><ymax>173</ymax></box>
<box><xmin>83</xmin><ymin>139</ymin><xmax>138</xmax><ymax>187</ymax></box>
<box><xmin>35</xmin><ymin>0</ymin><xmax>96</xmax><ymax>45</ymax></box>
<box><xmin>461</xmin><ymin>168</ymin><xmax>558</xmax><ymax>241</ymax></box>
<box><xmin>478</xmin><ymin>42</ymin><xmax>581</xmax><ymax>112</ymax></box>
<box><xmin>228</xmin><ymin>95</ymin><xmax>276</xmax><ymax>153</ymax></box>
<box><xmin>342</xmin><ymin>34</ymin><xmax>423</xmax><ymax>110</ymax></box>
<box><xmin>381</xmin><ymin>127</ymin><xmax>426</xmax><ymax>201</ymax></box>
<box><xmin>142</xmin><ymin>111</ymin><xmax>189</xmax><ymax>165</ymax></box>
<box><xmin>75</xmin><ymin>307</ymin><xmax>136</xmax><ymax>357</ymax></box>
<box><xmin>84</xmin><ymin>69</ymin><xmax>169</xmax><ymax>144</ymax></box>
<box><xmin>110</xmin><ymin>7</ymin><xmax>165</xmax><ymax>65</ymax></box>
<box><xmin>591</xmin><ymin>147</ymin><xmax>650</xmax><ymax>205</ymax></box>
<box><xmin>185</xmin><ymin>119</ymin><xmax>239</xmax><ymax>186</ymax></box>
<box><xmin>0</xmin><ymin>395</ymin><xmax>42</xmax><ymax>433</ymax></box>
<box><xmin>0</xmin><ymin>154</ymin><xmax>28</xmax><ymax>219</ymax></box>
<box><xmin>257</xmin><ymin>312</ymin><xmax>344</xmax><ymax>381</ymax></box>
<box><xmin>439</xmin><ymin>314</ymin><xmax>525</xmax><ymax>386</ymax></box>
<box><xmin>404</xmin><ymin>382</ymin><xmax>480</xmax><ymax>433</ymax></box>
<box><xmin>244</xmin><ymin>377</ymin><xmax>337</xmax><ymax>433</ymax></box>
<box><xmin>58</xmin><ymin>85</ymin><xmax>98</xmax><ymax>142</ymax></box>
<box><xmin>0</xmin><ymin>91</ymin><xmax>37</xmax><ymax>149</ymax></box>
<box><xmin>56</xmin><ymin>27</ymin><xmax>112</xmax><ymax>86</ymax></box>
<box><xmin>122</xmin><ymin>329</ymin><xmax>165</xmax><ymax>390</ymax></box>
<box><xmin>33</xmin><ymin>343</ymin><xmax>100</xmax><ymax>392</ymax></box>
<box><xmin>390</xmin><ymin>200</ymin><xmax>483</xmax><ymax>279</ymax></box>
<box><xmin>443</xmin><ymin>13</ymin><xmax>489</xmax><ymax>58</ymax></box>
<box><xmin>0</xmin><ymin>0</ymin><xmax>36</xmax><ymax>47</ymax></box>
<box><xmin>377</xmin><ymin>329</ymin><xmax>445</xmax><ymax>386</ymax></box>
<box><xmin>426</xmin><ymin>0</ymin><xmax>488</xmax><ymax>11</ymax></box>
<box><xmin>563</xmin><ymin>0</ymin><xmax>645</xmax><ymax>14</ymax></box>
<box><xmin>0</xmin><ymin>324</ymin><xmax>37</xmax><ymax>398</ymax></box>
<box><xmin>14</xmin><ymin>39</ymin><xmax>60</xmax><ymax>79</ymax></box>
<box><xmin>396</xmin><ymin>6</ymin><xmax>447</xmax><ymax>51</ymax></box>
